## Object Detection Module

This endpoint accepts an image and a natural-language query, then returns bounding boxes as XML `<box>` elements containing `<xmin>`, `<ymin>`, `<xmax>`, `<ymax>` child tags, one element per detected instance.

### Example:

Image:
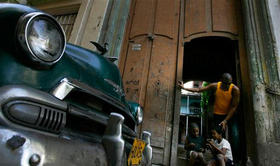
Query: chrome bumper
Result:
<box><xmin>142</xmin><ymin>131</ymin><xmax>152</xmax><ymax>166</ymax></box>
<box><xmin>0</xmin><ymin>126</ymin><xmax>108</xmax><ymax>166</ymax></box>
<box><xmin>0</xmin><ymin>85</ymin><xmax>152</xmax><ymax>165</ymax></box>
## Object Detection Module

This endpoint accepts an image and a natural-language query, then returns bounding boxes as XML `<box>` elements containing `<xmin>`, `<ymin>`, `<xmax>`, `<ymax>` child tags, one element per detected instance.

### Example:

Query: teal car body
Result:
<box><xmin>0</xmin><ymin>4</ymin><xmax>132</xmax><ymax>120</ymax></box>
<box><xmin>0</xmin><ymin>3</ymin><xmax>148</xmax><ymax>166</ymax></box>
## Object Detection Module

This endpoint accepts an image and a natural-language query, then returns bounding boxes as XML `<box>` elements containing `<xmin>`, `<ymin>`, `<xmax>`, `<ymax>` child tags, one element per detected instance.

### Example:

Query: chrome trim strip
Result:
<box><xmin>69</xmin><ymin>106</ymin><xmax>136</xmax><ymax>137</ymax></box>
<box><xmin>136</xmin><ymin>105</ymin><xmax>143</xmax><ymax>124</ymax></box>
<box><xmin>0</xmin><ymin>85</ymin><xmax>67</xmax><ymax>110</ymax></box>
<box><xmin>51</xmin><ymin>78</ymin><xmax>74</xmax><ymax>100</ymax></box>
<box><xmin>51</xmin><ymin>78</ymin><xmax>128</xmax><ymax>113</ymax></box>
<box><xmin>104</xmin><ymin>78</ymin><xmax>125</xmax><ymax>97</ymax></box>
<box><xmin>68</xmin><ymin>105</ymin><xmax>107</xmax><ymax>126</ymax></box>
<box><xmin>102</xmin><ymin>113</ymin><xmax>125</xmax><ymax>166</ymax></box>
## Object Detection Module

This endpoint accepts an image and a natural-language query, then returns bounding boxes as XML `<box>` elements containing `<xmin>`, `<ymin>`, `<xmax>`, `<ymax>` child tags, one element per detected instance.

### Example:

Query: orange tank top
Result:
<box><xmin>213</xmin><ymin>82</ymin><xmax>234</xmax><ymax>115</ymax></box>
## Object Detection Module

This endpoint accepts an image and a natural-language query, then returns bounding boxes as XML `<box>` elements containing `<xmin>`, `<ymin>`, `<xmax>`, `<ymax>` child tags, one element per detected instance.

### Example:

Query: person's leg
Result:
<box><xmin>229</xmin><ymin>116</ymin><xmax>240</xmax><ymax>164</ymax></box>
<box><xmin>189</xmin><ymin>151</ymin><xmax>198</xmax><ymax>166</ymax></box>
<box><xmin>197</xmin><ymin>152</ymin><xmax>207</xmax><ymax>166</ymax></box>
<box><xmin>216</xmin><ymin>154</ymin><xmax>226</xmax><ymax>166</ymax></box>
<box><xmin>207</xmin><ymin>159</ymin><xmax>216</xmax><ymax>166</ymax></box>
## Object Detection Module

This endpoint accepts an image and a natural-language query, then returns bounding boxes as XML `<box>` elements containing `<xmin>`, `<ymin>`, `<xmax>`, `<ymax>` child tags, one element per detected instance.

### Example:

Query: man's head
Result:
<box><xmin>221</xmin><ymin>73</ymin><xmax>232</xmax><ymax>86</ymax></box>
<box><xmin>211</xmin><ymin>125</ymin><xmax>223</xmax><ymax>140</ymax></box>
<box><xmin>190</xmin><ymin>123</ymin><xmax>200</xmax><ymax>137</ymax></box>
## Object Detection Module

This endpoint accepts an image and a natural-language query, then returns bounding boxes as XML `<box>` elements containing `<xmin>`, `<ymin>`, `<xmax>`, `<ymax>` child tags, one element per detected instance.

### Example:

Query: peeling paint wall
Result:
<box><xmin>33</xmin><ymin>0</ymin><xmax>109</xmax><ymax>51</ymax></box>
<box><xmin>98</xmin><ymin>0</ymin><xmax>131</xmax><ymax>64</ymax></box>
<box><xmin>20</xmin><ymin>0</ymin><xmax>110</xmax><ymax>51</ymax></box>
<box><xmin>242</xmin><ymin>0</ymin><xmax>280</xmax><ymax>165</ymax></box>
<box><xmin>266</xmin><ymin>0</ymin><xmax>280</xmax><ymax>145</ymax></box>
<box><xmin>69</xmin><ymin>0</ymin><xmax>109</xmax><ymax>50</ymax></box>
<box><xmin>266</xmin><ymin>0</ymin><xmax>280</xmax><ymax>80</ymax></box>
<box><xmin>34</xmin><ymin>0</ymin><xmax>130</xmax><ymax>57</ymax></box>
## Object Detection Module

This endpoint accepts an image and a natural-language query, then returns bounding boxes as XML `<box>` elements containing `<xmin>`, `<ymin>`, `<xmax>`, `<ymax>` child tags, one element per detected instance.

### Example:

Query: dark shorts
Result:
<box><xmin>226</xmin><ymin>159</ymin><xmax>234</xmax><ymax>166</ymax></box>
<box><xmin>212</xmin><ymin>114</ymin><xmax>226</xmax><ymax>128</ymax></box>
<box><xmin>210</xmin><ymin>114</ymin><xmax>227</xmax><ymax>136</ymax></box>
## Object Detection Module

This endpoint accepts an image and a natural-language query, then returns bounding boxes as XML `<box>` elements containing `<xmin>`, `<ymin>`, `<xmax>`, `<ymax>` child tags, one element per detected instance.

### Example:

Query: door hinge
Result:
<box><xmin>147</xmin><ymin>33</ymin><xmax>155</xmax><ymax>41</ymax></box>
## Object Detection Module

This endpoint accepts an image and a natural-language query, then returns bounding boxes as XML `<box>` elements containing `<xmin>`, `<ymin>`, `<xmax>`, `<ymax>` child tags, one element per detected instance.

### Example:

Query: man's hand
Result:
<box><xmin>177</xmin><ymin>81</ymin><xmax>184</xmax><ymax>89</ymax></box>
<box><xmin>219</xmin><ymin>120</ymin><xmax>227</xmax><ymax>131</ymax></box>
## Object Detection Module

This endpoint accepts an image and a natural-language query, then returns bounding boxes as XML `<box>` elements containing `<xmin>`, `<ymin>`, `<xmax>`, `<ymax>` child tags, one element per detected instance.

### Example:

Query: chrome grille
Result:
<box><xmin>3</xmin><ymin>100</ymin><xmax>66</xmax><ymax>134</ymax></box>
<box><xmin>37</xmin><ymin>106</ymin><xmax>66</xmax><ymax>133</ymax></box>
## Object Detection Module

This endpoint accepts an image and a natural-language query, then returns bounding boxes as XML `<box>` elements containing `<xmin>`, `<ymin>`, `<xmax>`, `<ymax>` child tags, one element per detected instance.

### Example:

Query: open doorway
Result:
<box><xmin>183</xmin><ymin>37</ymin><xmax>237</xmax><ymax>82</ymax></box>
<box><xmin>177</xmin><ymin>80</ymin><xmax>204</xmax><ymax>165</ymax></box>
<box><xmin>177</xmin><ymin>37</ymin><xmax>246</xmax><ymax>166</ymax></box>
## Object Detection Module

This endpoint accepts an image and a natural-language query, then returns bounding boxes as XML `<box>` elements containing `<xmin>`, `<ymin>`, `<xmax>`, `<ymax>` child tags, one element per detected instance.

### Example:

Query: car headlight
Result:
<box><xmin>136</xmin><ymin>106</ymin><xmax>143</xmax><ymax>124</ymax></box>
<box><xmin>17</xmin><ymin>12</ymin><xmax>66</xmax><ymax>66</ymax></box>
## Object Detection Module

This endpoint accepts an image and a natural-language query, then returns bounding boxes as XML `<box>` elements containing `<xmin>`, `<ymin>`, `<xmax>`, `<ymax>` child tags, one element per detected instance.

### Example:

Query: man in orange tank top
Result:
<box><xmin>178</xmin><ymin>73</ymin><xmax>240</xmax><ymax>131</ymax></box>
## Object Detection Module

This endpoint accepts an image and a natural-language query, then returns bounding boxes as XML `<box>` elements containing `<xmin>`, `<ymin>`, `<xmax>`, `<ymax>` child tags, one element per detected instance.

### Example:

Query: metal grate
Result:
<box><xmin>55</xmin><ymin>13</ymin><xmax>77</xmax><ymax>41</ymax></box>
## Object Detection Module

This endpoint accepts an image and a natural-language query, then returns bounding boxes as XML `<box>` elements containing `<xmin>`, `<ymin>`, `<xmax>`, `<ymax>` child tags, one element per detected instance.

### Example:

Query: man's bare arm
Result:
<box><xmin>224</xmin><ymin>86</ymin><xmax>240</xmax><ymax>122</ymax></box>
<box><xmin>178</xmin><ymin>81</ymin><xmax>217</xmax><ymax>93</ymax></box>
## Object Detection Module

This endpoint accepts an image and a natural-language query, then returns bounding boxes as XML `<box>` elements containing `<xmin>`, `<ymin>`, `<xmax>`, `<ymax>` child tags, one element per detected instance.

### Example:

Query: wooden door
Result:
<box><xmin>119</xmin><ymin>0</ymin><xmax>180</xmax><ymax>164</ymax></box>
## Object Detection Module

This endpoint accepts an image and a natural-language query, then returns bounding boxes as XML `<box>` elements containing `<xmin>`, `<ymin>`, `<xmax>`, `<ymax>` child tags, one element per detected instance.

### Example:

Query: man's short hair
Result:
<box><xmin>222</xmin><ymin>73</ymin><xmax>232</xmax><ymax>81</ymax></box>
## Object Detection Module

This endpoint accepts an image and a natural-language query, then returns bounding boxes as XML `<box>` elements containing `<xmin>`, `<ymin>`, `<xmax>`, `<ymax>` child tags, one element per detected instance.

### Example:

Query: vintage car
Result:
<box><xmin>0</xmin><ymin>3</ymin><xmax>152</xmax><ymax>166</ymax></box>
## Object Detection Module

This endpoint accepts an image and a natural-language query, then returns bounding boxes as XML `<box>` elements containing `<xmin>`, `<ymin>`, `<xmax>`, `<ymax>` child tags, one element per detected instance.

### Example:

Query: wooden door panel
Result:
<box><xmin>122</xmin><ymin>38</ymin><xmax>151</xmax><ymax>106</ymax></box>
<box><xmin>152</xmin><ymin>147</ymin><xmax>165</xmax><ymax>164</ymax></box>
<box><xmin>129</xmin><ymin>0</ymin><xmax>156</xmax><ymax>39</ymax></box>
<box><xmin>142</xmin><ymin>37</ymin><xmax>177</xmax><ymax>163</ymax></box>
<box><xmin>212</xmin><ymin>0</ymin><xmax>238</xmax><ymax>34</ymax></box>
<box><xmin>184</xmin><ymin>0</ymin><xmax>207</xmax><ymax>37</ymax></box>
<box><xmin>154</xmin><ymin>0</ymin><xmax>177</xmax><ymax>39</ymax></box>
<box><xmin>120</xmin><ymin>0</ymin><xmax>241</xmax><ymax>164</ymax></box>
<box><xmin>121</xmin><ymin>0</ymin><xmax>179</xmax><ymax>165</ymax></box>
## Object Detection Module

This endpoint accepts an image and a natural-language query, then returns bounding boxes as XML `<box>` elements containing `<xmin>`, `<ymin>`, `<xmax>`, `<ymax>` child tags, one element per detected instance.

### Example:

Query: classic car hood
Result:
<box><xmin>63</xmin><ymin>44</ymin><xmax>125</xmax><ymax>102</ymax></box>
<box><xmin>0</xmin><ymin>43</ymin><xmax>125</xmax><ymax>103</ymax></box>
<box><xmin>0</xmin><ymin>4</ymin><xmax>125</xmax><ymax>103</ymax></box>
<box><xmin>0</xmin><ymin>3</ymin><xmax>134</xmax><ymax>123</ymax></box>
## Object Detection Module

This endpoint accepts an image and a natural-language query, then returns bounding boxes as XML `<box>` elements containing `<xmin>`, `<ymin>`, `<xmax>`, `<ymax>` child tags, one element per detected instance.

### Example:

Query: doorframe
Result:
<box><xmin>169</xmin><ymin>0</ymin><xmax>185</xmax><ymax>165</ymax></box>
<box><xmin>170</xmin><ymin>0</ymin><xmax>254</xmax><ymax>165</ymax></box>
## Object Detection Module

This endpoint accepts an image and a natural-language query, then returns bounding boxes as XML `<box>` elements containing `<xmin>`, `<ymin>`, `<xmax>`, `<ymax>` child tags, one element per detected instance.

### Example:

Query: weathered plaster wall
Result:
<box><xmin>35</xmin><ymin>0</ymin><xmax>130</xmax><ymax>57</ymax></box>
<box><xmin>98</xmin><ymin>0</ymin><xmax>131</xmax><ymax>64</ymax></box>
<box><xmin>12</xmin><ymin>0</ymin><xmax>110</xmax><ymax>51</ymax></box>
<box><xmin>266</xmin><ymin>0</ymin><xmax>280</xmax><ymax>144</ymax></box>
<box><xmin>69</xmin><ymin>0</ymin><xmax>109</xmax><ymax>50</ymax></box>
<box><xmin>266</xmin><ymin>0</ymin><xmax>280</xmax><ymax>78</ymax></box>
<box><xmin>242</xmin><ymin>0</ymin><xmax>280</xmax><ymax>165</ymax></box>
